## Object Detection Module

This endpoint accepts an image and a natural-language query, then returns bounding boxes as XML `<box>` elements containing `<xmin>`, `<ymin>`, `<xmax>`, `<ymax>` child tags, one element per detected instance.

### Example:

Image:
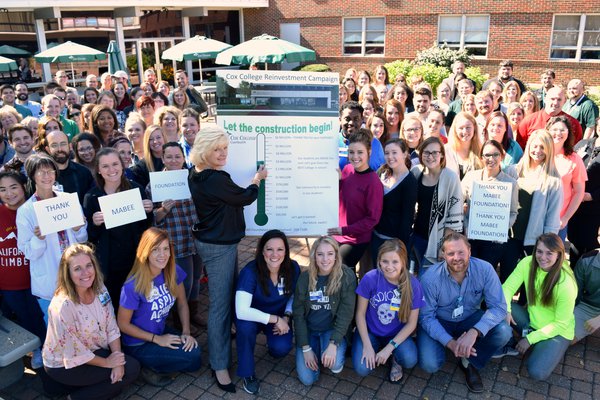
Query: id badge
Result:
<box><xmin>309</xmin><ymin>290</ymin><xmax>323</xmax><ymax>301</ymax></box>
<box><xmin>452</xmin><ymin>305</ymin><xmax>463</xmax><ymax>319</ymax></box>
<box><xmin>522</xmin><ymin>328</ymin><xmax>531</xmax><ymax>337</ymax></box>
<box><xmin>390</xmin><ymin>296</ymin><xmax>400</xmax><ymax>312</ymax></box>
<box><xmin>277</xmin><ymin>277</ymin><xmax>285</xmax><ymax>296</ymax></box>
<box><xmin>53</xmin><ymin>182</ymin><xmax>64</xmax><ymax>192</ymax></box>
<box><xmin>98</xmin><ymin>290</ymin><xmax>111</xmax><ymax>306</ymax></box>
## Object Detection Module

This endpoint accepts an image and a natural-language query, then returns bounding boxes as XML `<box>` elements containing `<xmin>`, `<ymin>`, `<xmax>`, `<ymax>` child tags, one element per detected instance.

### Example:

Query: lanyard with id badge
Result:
<box><xmin>99</xmin><ymin>289</ymin><xmax>111</xmax><ymax>306</ymax></box>
<box><xmin>277</xmin><ymin>277</ymin><xmax>285</xmax><ymax>296</ymax></box>
<box><xmin>452</xmin><ymin>296</ymin><xmax>464</xmax><ymax>319</ymax></box>
<box><xmin>390</xmin><ymin>288</ymin><xmax>401</xmax><ymax>312</ymax></box>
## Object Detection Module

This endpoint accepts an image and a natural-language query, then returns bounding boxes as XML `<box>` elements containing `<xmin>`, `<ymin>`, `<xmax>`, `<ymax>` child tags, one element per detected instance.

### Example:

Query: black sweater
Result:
<box><xmin>373</xmin><ymin>172</ymin><xmax>417</xmax><ymax>247</ymax></box>
<box><xmin>189</xmin><ymin>168</ymin><xmax>259</xmax><ymax>245</ymax></box>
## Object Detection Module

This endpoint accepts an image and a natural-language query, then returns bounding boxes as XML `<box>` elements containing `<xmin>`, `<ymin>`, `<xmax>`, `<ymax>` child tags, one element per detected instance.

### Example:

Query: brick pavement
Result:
<box><xmin>2</xmin><ymin>236</ymin><xmax>599</xmax><ymax>400</ymax></box>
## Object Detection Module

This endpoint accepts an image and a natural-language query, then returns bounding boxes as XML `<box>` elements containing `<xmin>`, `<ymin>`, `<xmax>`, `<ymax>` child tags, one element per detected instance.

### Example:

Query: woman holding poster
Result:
<box><xmin>328</xmin><ymin>129</ymin><xmax>383</xmax><ymax>277</ymax></box>
<box><xmin>147</xmin><ymin>142</ymin><xmax>203</xmax><ymax>333</ymax></box>
<box><xmin>500</xmin><ymin>130</ymin><xmax>563</xmax><ymax>283</ymax></box>
<box><xmin>17</xmin><ymin>154</ymin><xmax>88</xmax><ymax>321</ymax></box>
<box><xmin>461</xmin><ymin>139</ymin><xmax>519</xmax><ymax>267</ymax></box>
<box><xmin>83</xmin><ymin>148</ymin><xmax>153</xmax><ymax>309</ymax></box>
<box><xmin>188</xmin><ymin>126</ymin><xmax>267</xmax><ymax>393</ymax></box>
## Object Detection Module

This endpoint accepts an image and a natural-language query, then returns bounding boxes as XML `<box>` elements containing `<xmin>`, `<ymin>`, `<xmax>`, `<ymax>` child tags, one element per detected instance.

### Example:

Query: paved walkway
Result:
<box><xmin>2</xmin><ymin>237</ymin><xmax>599</xmax><ymax>400</ymax></box>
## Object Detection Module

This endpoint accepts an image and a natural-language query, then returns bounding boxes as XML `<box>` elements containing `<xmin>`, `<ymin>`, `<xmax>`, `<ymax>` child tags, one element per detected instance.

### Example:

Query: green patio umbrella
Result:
<box><xmin>0</xmin><ymin>45</ymin><xmax>30</xmax><ymax>58</ymax></box>
<box><xmin>162</xmin><ymin>35</ymin><xmax>232</xmax><ymax>83</ymax></box>
<box><xmin>0</xmin><ymin>55</ymin><xmax>18</xmax><ymax>72</ymax></box>
<box><xmin>215</xmin><ymin>34</ymin><xmax>316</xmax><ymax>69</ymax></box>
<box><xmin>35</xmin><ymin>41</ymin><xmax>106</xmax><ymax>85</ymax></box>
<box><xmin>107</xmin><ymin>40</ymin><xmax>127</xmax><ymax>75</ymax></box>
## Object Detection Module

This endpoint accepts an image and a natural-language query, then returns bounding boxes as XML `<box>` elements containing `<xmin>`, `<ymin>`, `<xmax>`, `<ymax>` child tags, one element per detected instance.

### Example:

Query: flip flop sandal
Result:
<box><xmin>389</xmin><ymin>358</ymin><xmax>404</xmax><ymax>384</ymax></box>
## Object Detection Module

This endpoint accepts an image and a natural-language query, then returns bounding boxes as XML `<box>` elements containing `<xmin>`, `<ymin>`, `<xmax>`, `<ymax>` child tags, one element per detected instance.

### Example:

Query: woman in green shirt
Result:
<box><xmin>501</xmin><ymin>233</ymin><xmax>577</xmax><ymax>381</ymax></box>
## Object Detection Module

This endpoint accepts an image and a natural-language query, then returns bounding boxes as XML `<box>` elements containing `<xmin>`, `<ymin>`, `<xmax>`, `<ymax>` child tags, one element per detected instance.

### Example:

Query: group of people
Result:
<box><xmin>0</xmin><ymin>59</ymin><xmax>598</xmax><ymax>399</ymax></box>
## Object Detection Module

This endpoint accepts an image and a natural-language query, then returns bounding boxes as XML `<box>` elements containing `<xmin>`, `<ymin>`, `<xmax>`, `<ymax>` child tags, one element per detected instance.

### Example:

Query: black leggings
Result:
<box><xmin>44</xmin><ymin>349</ymin><xmax>140</xmax><ymax>400</ymax></box>
<box><xmin>339</xmin><ymin>242</ymin><xmax>369</xmax><ymax>275</ymax></box>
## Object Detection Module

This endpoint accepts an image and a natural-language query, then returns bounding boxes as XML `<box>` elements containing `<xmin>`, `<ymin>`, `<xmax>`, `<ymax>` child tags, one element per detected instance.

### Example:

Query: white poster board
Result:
<box><xmin>467</xmin><ymin>181</ymin><xmax>512</xmax><ymax>242</ymax></box>
<box><xmin>149</xmin><ymin>170</ymin><xmax>191</xmax><ymax>202</ymax></box>
<box><xmin>216</xmin><ymin>70</ymin><xmax>340</xmax><ymax>236</ymax></box>
<box><xmin>98</xmin><ymin>189</ymin><xmax>146</xmax><ymax>229</ymax></box>
<box><xmin>32</xmin><ymin>192</ymin><xmax>84</xmax><ymax>236</ymax></box>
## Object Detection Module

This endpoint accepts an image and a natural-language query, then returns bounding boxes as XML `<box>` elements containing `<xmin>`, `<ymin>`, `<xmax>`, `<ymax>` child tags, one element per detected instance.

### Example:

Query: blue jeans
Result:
<box><xmin>510</xmin><ymin>303</ymin><xmax>571</xmax><ymax>381</ymax></box>
<box><xmin>37</xmin><ymin>298</ymin><xmax>51</xmax><ymax>325</ymax></box>
<box><xmin>352</xmin><ymin>330</ymin><xmax>418</xmax><ymax>377</ymax></box>
<box><xmin>176</xmin><ymin>253</ymin><xmax>202</xmax><ymax>301</ymax></box>
<box><xmin>123</xmin><ymin>338</ymin><xmax>201</xmax><ymax>374</ymax></box>
<box><xmin>295</xmin><ymin>330</ymin><xmax>347</xmax><ymax>385</ymax></box>
<box><xmin>410</xmin><ymin>234</ymin><xmax>434</xmax><ymax>277</ymax></box>
<box><xmin>236</xmin><ymin>319</ymin><xmax>293</xmax><ymax>378</ymax></box>
<box><xmin>194</xmin><ymin>240</ymin><xmax>238</xmax><ymax>370</ymax></box>
<box><xmin>0</xmin><ymin>288</ymin><xmax>46</xmax><ymax>343</ymax></box>
<box><xmin>417</xmin><ymin>310</ymin><xmax>512</xmax><ymax>372</ymax></box>
<box><xmin>558</xmin><ymin>225</ymin><xmax>568</xmax><ymax>243</ymax></box>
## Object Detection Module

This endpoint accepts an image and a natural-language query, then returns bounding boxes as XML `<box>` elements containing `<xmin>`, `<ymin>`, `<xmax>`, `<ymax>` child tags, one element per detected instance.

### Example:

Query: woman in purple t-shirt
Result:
<box><xmin>117</xmin><ymin>227</ymin><xmax>201</xmax><ymax>386</ymax></box>
<box><xmin>353</xmin><ymin>239</ymin><xmax>425</xmax><ymax>383</ymax></box>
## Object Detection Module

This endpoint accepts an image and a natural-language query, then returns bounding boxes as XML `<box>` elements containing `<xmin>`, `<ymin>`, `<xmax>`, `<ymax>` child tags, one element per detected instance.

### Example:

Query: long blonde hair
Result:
<box><xmin>127</xmin><ymin>228</ymin><xmax>177</xmax><ymax>299</ymax></box>
<box><xmin>448</xmin><ymin>112</ymin><xmax>483</xmax><ymax>170</ymax></box>
<box><xmin>56</xmin><ymin>244</ymin><xmax>105</xmax><ymax>303</ymax></box>
<box><xmin>515</xmin><ymin>129</ymin><xmax>560</xmax><ymax>186</ymax></box>
<box><xmin>308</xmin><ymin>236</ymin><xmax>343</xmax><ymax>296</ymax></box>
<box><xmin>142</xmin><ymin>124</ymin><xmax>165</xmax><ymax>172</ymax></box>
<box><xmin>377</xmin><ymin>239</ymin><xmax>413</xmax><ymax>323</ymax></box>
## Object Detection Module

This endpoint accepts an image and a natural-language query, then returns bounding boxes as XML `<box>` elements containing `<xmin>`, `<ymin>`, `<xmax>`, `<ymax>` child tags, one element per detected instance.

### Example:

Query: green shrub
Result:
<box><xmin>587</xmin><ymin>91</ymin><xmax>600</xmax><ymax>109</ymax></box>
<box><xmin>294</xmin><ymin>63</ymin><xmax>331</xmax><ymax>72</ymax></box>
<box><xmin>384</xmin><ymin>59</ymin><xmax>413</xmax><ymax>83</ymax></box>
<box><xmin>464</xmin><ymin>66</ymin><xmax>489</xmax><ymax>91</ymax></box>
<box><xmin>407</xmin><ymin>64</ymin><xmax>450</xmax><ymax>93</ymax></box>
<box><xmin>414</xmin><ymin>44</ymin><xmax>471</xmax><ymax>71</ymax></box>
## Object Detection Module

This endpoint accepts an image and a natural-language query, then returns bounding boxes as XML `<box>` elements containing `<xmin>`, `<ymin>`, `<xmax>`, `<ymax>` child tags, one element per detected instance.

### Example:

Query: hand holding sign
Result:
<box><xmin>149</xmin><ymin>170</ymin><xmax>191</xmax><ymax>202</ymax></box>
<box><xmin>98</xmin><ymin>189</ymin><xmax>147</xmax><ymax>229</ymax></box>
<box><xmin>32</xmin><ymin>192</ymin><xmax>85</xmax><ymax>236</ymax></box>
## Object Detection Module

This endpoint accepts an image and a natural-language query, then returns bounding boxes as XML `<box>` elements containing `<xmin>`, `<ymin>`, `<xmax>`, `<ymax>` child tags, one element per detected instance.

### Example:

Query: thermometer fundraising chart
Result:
<box><xmin>216</xmin><ymin>70</ymin><xmax>340</xmax><ymax>236</ymax></box>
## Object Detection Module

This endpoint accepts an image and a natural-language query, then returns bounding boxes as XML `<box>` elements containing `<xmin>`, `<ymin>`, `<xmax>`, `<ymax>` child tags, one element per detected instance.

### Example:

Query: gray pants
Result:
<box><xmin>194</xmin><ymin>240</ymin><xmax>238</xmax><ymax>370</ymax></box>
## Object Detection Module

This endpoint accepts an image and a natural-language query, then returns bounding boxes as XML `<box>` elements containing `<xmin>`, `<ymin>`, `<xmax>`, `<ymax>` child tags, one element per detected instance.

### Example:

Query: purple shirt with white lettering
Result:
<box><xmin>356</xmin><ymin>268</ymin><xmax>425</xmax><ymax>337</ymax></box>
<box><xmin>120</xmin><ymin>265</ymin><xmax>185</xmax><ymax>346</ymax></box>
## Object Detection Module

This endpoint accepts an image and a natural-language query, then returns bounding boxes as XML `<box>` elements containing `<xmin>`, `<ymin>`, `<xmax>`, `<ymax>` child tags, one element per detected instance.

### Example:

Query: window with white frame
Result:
<box><xmin>438</xmin><ymin>15</ymin><xmax>489</xmax><ymax>57</ymax></box>
<box><xmin>551</xmin><ymin>14</ymin><xmax>600</xmax><ymax>61</ymax></box>
<box><xmin>343</xmin><ymin>17</ymin><xmax>385</xmax><ymax>56</ymax></box>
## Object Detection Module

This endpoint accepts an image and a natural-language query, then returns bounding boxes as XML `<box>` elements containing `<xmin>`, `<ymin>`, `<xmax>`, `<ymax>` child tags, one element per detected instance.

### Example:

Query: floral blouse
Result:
<box><xmin>42</xmin><ymin>287</ymin><xmax>120</xmax><ymax>369</ymax></box>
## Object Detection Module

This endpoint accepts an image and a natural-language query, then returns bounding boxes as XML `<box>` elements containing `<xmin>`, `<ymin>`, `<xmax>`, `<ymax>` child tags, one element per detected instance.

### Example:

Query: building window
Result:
<box><xmin>438</xmin><ymin>15</ymin><xmax>489</xmax><ymax>57</ymax></box>
<box><xmin>551</xmin><ymin>14</ymin><xmax>600</xmax><ymax>61</ymax></box>
<box><xmin>343</xmin><ymin>17</ymin><xmax>385</xmax><ymax>56</ymax></box>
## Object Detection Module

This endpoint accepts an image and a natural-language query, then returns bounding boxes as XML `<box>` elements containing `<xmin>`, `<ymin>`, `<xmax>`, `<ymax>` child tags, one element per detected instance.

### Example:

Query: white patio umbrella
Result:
<box><xmin>162</xmin><ymin>36</ymin><xmax>232</xmax><ymax>83</ymax></box>
<box><xmin>215</xmin><ymin>34</ymin><xmax>316</xmax><ymax>69</ymax></box>
<box><xmin>34</xmin><ymin>41</ymin><xmax>106</xmax><ymax>85</ymax></box>
<box><xmin>0</xmin><ymin>55</ymin><xmax>18</xmax><ymax>73</ymax></box>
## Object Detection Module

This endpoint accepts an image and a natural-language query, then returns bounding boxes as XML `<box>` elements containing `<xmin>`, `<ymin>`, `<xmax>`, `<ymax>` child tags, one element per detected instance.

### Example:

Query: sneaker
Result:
<box><xmin>31</xmin><ymin>348</ymin><xmax>43</xmax><ymax>369</ymax></box>
<box><xmin>492</xmin><ymin>346</ymin><xmax>519</xmax><ymax>359</ymax></box>
<box><xmin>141</xmin><ymin>368</ymin><xmax>173</xmax><ymax>387</ymax></box>
<box><xmin>243</xmin><ymin>375</ymin><xmax>260</xmax><ymax>395</ymax></box>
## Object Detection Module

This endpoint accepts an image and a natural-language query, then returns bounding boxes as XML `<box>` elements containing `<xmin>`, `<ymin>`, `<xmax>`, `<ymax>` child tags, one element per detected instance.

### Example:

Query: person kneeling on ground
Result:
<box><xmin>118</xmin><ymin>227</ymin><xmax>201</xmax><ymax>387</ymax></box>
<box><xmin>573</xmin><ymin>242</ymin><xmax>600</xmax><ymax>342</ymax></box>
<box><xmin>43</xmin><ymin>244</ymin><xmax>140</xmax><ymax>400</ymax></box>
<box><xmin>235</xmin><ymin>230</ymin><xmax>300</xmax><ymax>395</ymax></box>
<box><xmin>501</xmin><ymin>233</ymin><xmax>577</xmax><ymax>380</ymax></box>
<box><xmin>418</xmin><ymin>232</ymin><xmax>512</xmax><ymax>393</ymax></box>
<box><xmin>293</xmin><ymin>236</ymin><xmax>356</xmax><ymax>385</ymax></box>
<box><xmin>353</xmin><ymin>239</ymin><xmax>424</xmax><ymax>383</ymax></box>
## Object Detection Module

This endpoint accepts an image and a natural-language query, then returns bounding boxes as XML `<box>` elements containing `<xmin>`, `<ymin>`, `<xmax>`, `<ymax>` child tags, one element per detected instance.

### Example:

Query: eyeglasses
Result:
<box><xmin>36</xmin><ymin>169</ymin><xmax>56</xmax><ymax>177</ymax></box>
<box><xmin>404</xmin><ymin>127</ymin><xmax>422</xmax><ymax>132</ymax></box>
<box><xmin>422</xmin><ymin>150</ymin><xmax>441</xmax><ymax>158</ymax></box>
<box><xmin>49</xmin><ymin>142</ymin><xmax>69</xmax><ymax>149</ymax></box>
<box><xmin>78</xmin><ymin>146</ymin><xmax>94</xmax><ymax>153</ymax></box>
<box><xmin>56</xmin><ymin>96</ymin><xmax>66</xmax><ymax>101</ymax></box>
<box><xmin>482</xmin><ymin>153</ymin><xmax>501</xmax><ymax>159</ymax></box>
<box><xmin>70</xmin><ymin>112</ymin><xmax>81</xmax><ymax>118</ymax></box>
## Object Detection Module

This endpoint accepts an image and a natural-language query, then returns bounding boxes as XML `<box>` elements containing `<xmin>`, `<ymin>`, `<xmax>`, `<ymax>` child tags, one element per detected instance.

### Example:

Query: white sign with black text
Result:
<box><xmin>467</xmin><ymin>181</ymin><xmax>512</xmax><ymax>243</ymax></box>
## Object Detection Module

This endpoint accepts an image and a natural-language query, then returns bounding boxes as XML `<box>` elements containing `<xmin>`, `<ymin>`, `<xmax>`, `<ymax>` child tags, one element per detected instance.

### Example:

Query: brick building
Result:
<box><xmin>243</xmin><ymin>1</ymin><xmax>600</xmax><ymax>86</ymax></box>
